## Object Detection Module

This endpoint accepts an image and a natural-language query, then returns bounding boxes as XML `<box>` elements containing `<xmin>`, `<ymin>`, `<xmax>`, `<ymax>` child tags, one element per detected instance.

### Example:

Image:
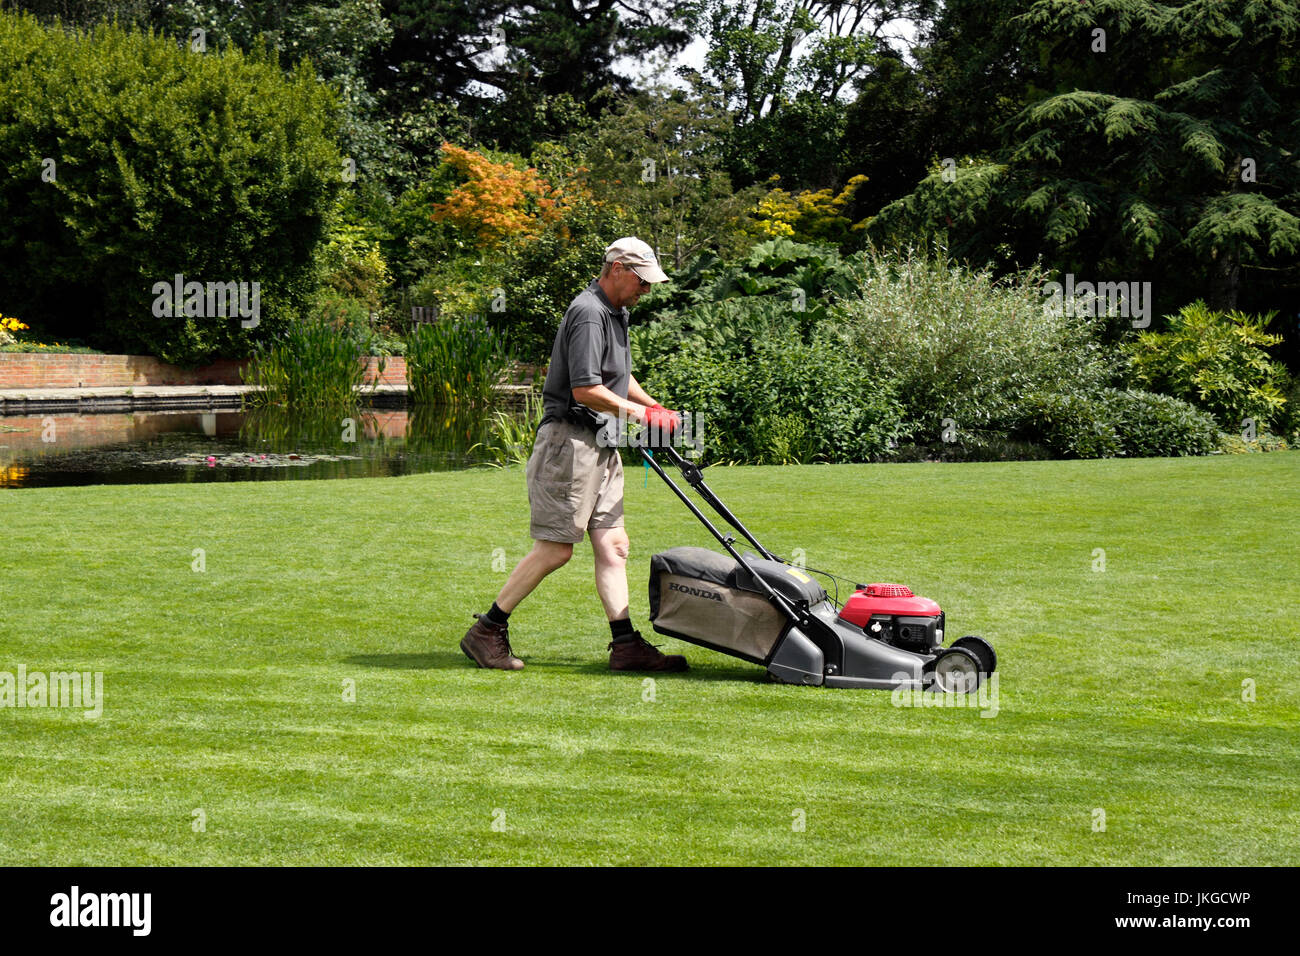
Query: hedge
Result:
<box><xmin>0</xmin><ymin>12</ymin><xmax>342</xmax><ymax>364</ymax></box>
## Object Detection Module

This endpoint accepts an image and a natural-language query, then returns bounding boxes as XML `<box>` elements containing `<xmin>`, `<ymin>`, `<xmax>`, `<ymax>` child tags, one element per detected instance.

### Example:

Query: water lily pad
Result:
<box><xmin>141</xmin><ymin>452</ymin><xmax>363</xmax><ymax>468</ymax></box>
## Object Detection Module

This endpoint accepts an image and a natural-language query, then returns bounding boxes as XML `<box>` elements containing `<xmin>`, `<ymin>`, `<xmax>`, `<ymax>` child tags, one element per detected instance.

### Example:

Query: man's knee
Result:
<box><xmin>534</xmin><ymin>540</ymin><xmax>574</xmax><ymax>571</ymax></box>
<box><xmin>594</xmin><ymin>528</ymin><xmax>630</xmax><ymax>565</ymax></box>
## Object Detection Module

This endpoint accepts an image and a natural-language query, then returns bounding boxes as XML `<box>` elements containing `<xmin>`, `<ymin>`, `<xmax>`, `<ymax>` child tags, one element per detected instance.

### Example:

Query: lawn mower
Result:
<box><xmin>640</xmin><ymin>442</ymin><xmax>996</xmax><ymax>691</ymax></box>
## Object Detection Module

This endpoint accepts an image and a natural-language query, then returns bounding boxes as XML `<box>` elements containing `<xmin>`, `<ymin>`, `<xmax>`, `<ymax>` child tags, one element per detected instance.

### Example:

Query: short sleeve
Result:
<box><xmin>564</xmin><ymin>304</ymin><xmax>605</xmax><ymax>389</ymax></box>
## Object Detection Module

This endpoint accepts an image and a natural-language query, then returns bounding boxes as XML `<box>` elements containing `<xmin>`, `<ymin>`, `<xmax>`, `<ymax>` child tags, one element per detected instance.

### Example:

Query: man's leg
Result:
<box><xmin>496</xmin><ymin>539</ymin><xmax>574</xmax><ymax>612</ymax></box>
<box><xmin>590</xmin><ymin>527</ymin><xmax>630</xmax><ymax>622</ymax></box>
<box><xmin>462</xmin><ymin>539</ymin><xmax>573</xmax><ymax>671</ymax></box>
<box><xmin>593</xmin><ymin>526</ymin><xmax>688</xmax><ymax>672</ymax></box>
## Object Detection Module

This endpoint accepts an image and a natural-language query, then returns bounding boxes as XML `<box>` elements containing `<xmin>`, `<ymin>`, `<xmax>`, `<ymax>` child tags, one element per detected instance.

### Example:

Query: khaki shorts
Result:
<box><xmin>526</xmin><ymin>420</ymin><xmax>625</xmax><ymax>543</ymax></box>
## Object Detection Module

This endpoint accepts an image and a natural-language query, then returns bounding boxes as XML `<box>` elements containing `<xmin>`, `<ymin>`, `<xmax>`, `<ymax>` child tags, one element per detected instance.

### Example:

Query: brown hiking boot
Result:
<box><xmin>460</xmin><ymin>614</ymin><xmax>524</xmax><ymax>671</ymax></box>
<box><xmin>608</xmin><ymin>632</ymin><xmax>689</xmax><ymax>672</ymax></box>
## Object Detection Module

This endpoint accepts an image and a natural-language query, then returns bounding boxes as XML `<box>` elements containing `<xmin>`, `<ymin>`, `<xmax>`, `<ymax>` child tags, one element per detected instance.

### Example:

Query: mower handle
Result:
<box><xmin>639</xmin><ymin>444</ymin><xmax>810</xmax><ymax>629</ymax></box>
<box><xmin>640</xmin><ymin>443</ymin><xmax>779</xmax><ymax>562</ymax></box>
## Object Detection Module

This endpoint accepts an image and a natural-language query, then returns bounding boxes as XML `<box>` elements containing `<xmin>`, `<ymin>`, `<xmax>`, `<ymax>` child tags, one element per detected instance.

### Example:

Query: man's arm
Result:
<box><xmin>627</xmin><ymin>375</ymin><xmax>656</xmax><ymax>408</ymax></box>
<box><xmin>572</xmin><ymin>383</ymin><xmax>650</xmax><ymax>420</ymax></box>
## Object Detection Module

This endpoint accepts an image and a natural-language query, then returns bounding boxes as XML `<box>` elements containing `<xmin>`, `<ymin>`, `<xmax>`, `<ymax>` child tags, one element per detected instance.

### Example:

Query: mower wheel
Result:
<box><xmin>927</xmin><ymin>647</ymin><xmax>982</xmax><ymax>694</ymax></box>
<box><xmin>952</xmin><ymin>635</ymin><xmax>996</xmax><ymax>676</ymax></box>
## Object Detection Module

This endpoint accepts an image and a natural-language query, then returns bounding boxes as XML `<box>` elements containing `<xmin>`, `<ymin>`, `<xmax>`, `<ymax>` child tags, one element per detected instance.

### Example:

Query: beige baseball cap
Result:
<box><xmin>604</xmin><ymin>237</ymin><xmax>669</xmax><ymax>283</ymax></box>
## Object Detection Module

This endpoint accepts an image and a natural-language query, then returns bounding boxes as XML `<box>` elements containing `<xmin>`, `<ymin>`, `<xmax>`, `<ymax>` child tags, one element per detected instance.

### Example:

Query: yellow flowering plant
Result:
<box><xmin>744</xmin><ymin>175</ymin><xmax>870</xmax><ymax>244</ymax></box>
<box><xmin>1</xmin><ymin>313</ymin><xmax>29</xmax><ymax>346</ymax></box>
<box><xmin>0</xmin><ymin>314</ymin><xmax>78</xmax><ymax>351</ymax></box>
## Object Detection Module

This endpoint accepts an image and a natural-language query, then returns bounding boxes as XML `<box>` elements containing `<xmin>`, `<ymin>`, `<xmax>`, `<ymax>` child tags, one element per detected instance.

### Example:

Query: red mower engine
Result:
<box><xmin>839</xmin><ymin>583</ymin><xmax>944</xmax><ymax>654</ymax></box>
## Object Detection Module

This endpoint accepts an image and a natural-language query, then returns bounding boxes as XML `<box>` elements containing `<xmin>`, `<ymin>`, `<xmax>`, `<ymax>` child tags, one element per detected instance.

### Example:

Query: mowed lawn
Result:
<box><xmin>2</xmin><ymin>453</ymin><xmax>1297</xmax><ymax>865</ymax></box>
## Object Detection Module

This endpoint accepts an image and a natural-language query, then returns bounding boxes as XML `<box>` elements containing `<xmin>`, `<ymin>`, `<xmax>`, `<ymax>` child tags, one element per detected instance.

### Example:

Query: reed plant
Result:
<box><xmin>405</xmin><ymin>316</ymin><xmax>509</xmax><ymax>406</ymax></box>
<box><xmin>242</xmin><ymin>317</ymin><xmax>383</xmax><ymax>408</ymax></box>
<box><xmin>470</xmin><ymin>390</ymin><xmax>544</xmax><ymax>467</ymax></box>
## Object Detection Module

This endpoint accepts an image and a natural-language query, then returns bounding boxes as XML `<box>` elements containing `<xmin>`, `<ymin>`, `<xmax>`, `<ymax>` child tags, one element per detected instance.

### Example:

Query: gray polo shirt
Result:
<box><xmin>540</xmin><ymin>280</ymin><xmax>631</xmax><ymax>427</ymax></box>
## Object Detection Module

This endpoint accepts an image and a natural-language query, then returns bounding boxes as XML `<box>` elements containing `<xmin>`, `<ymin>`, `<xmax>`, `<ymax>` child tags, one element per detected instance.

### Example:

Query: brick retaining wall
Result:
<box><xmin>0</xmin><ymin>354</ymin><xmax>250</xmax><ymax>388</ymax></box>
<box><xmin>361</xmin><ymin>356</ymin><xmax>406</xmax><ymax>386</ymax></box>
<box><xmin>0</xmin><ymin>353</ymin><xmax>546</xmax><ymax>390</ymax></box>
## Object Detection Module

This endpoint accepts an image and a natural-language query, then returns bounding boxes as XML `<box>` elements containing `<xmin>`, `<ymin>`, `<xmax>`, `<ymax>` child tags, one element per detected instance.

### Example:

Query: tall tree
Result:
<box><xmin>10</xmin><ymin>1</ymin><xmax>397</xmax><ymax>179</ymax></box>
<box><xmin>372</xmin><ymin>1</ymin><xmax>691</xmax><ymax>153</ymax></box>
<box><xmin>686</xmin><ymin>0</ymin><xmax>937</xmax><ymax>126</ymax></box>
<box><xmin>840</xmin><ymin>0</ymin><xmax>1046</xmax><ymax>222</ymax></box>
<box><xmin>578</xmin><ymin>91</ymin><xmax>761</xmax><ymax>268</ymax></box>
<box><xmin>870</xmin><ymin>0</ymin><xmax>1300</xmax><ymax>316</ymax></box>
<box><xmin>685</xmin><ymin>0</ymin><xmax>936</xmax><ymax>189</ymax></box>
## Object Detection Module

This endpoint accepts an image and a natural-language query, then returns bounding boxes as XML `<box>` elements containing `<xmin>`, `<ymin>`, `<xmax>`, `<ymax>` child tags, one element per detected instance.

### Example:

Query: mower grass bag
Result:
<box><xmin>648</xmin><ymin>546</ymin><xmax>826</xmax><ymax>664</ymax></box>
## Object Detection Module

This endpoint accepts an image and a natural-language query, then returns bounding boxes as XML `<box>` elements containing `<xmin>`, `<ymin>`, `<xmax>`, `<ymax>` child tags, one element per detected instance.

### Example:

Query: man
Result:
<box><xmin>460</xmin><ymin>237</ymin><xmax>689</xmax><ymax>673</ymax></box>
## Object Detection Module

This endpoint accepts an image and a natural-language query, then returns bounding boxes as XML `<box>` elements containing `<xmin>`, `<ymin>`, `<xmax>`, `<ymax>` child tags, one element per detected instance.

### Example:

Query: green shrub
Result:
<box><xmin>1277</xmin><ymin>373</ymin><xmax>1300</xmax><ymax>445</ymax></box>
<box><xmin>0</xmin><ymin>343</ymin><xmax>99</xmax><ymax>353</ymax></box>
<box><xmin>381</xmin><ymin>177</ymin><xmax>462</xmax><ymax>290</ymax></box>
<box><xmin>889</xmin><ymin>434</ymin><xmax>1056</xmax><ymax>463</ymax></box>
<box><xmin>309</xmin><ymin>292</ymin><xmax>403</xmax><ymax>356</ymax></box>
<box><xmin>1217</xmin><ymin>432</ymin><xmax>1291</xmax><ymax>454</ymax></box>
<box><xmin>0</xmin><ymin>12</ymin><xmax>342</xmax><ymax>364</ymax></box>
<box><xmin>630</xmin><ymin>240</ymin><xmax>863</xmax><ymax>422</ymax></box>
<box><xmin>1017</xmin><ymin>391</ymin><xmax>1123</xmax><ymax>459</ymax></box>
<box><xmin>312</xmin><ymin>293</ymin><xmax>370</xmax><ymax>333</ymax></box>
<box><xmin>1106</xmin><ymin>389</ymin><xmax>1219</xmax><ymax>457</ymax></box>
<box><xmin>640</xmin><ymin>248</ymin><xmax>1131</xmax><ymax>462</ymax></box>
<box><xmin>828</xmin><ymin>249</ymin><xmax>1113</xmax><ymax>441</ymax></box>
<box><xmin>405</xmin><ymin>317</ymin><xmax>510</xmax><ymax>406</ymax></box>
<box><xmin>1126</xmin><ymin>301</ymin><xmax>1288</xmax><ymax>430</ymax></box>
<box><xmin>1015</xmin><ymin>388</ymin><xmax>1219</xmax><ymax>459</ymax></box>
<box><xmin>366</xmin><ymin>330</ymin><xmax>406</xmax><ymax>357</ymax></box>
<box><xmin>637</xmin><ymin>248</ymin><xmax>1232</xmax><ymax>463</ymax></box>
<box><xmin>645</xmin><ymin>323</ymin><xmax>901</xmax><ymax>464</ymax></box>
<box><xmin>631</xmin><ymin>295</ymin><xmax>810</xmax><ymax>380</ymax></box>
<box><xmin>406</xmin><ymin>256</ymin><xmax>505</xmax><ymax>329</ymax></box>
<box><xmin>635</xmin><ymin>238</ymin><xmax>855</xmax><ymax>333</ymax></box>
<box><xmin>319</xmin><ymin>217</ymin><xmax>393</xmax><ymax>314</ymax></box>
<box><xmin>751</xmin><ymin>413</ymin><xmax>817</xmax><ymax>466</ymax></box>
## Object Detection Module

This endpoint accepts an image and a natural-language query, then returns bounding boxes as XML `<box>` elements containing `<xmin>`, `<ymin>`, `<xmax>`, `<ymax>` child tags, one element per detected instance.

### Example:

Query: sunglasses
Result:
<box><xmin>621</xmin><ymin>263</ymin><xmax>651</xmax><ymax>290</ymax></box>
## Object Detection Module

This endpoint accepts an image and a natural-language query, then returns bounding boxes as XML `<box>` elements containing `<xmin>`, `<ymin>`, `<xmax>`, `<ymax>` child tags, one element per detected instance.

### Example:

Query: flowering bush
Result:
<box><xmin>0</xmin><ymin>314</ymin><xmax>27</xmax><ymax>345</ymax></box>
<box><xmin>0</xmin><ymin>313</ymin><xmax>96</xmax><ymax>352</ymax></box>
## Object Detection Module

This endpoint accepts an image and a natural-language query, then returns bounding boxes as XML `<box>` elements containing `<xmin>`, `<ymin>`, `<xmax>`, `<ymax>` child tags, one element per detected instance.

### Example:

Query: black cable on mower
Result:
<box><xmin>798</xmin><ymin>565</ymin><xmax>842</xmax><ymax>609</ymax></box>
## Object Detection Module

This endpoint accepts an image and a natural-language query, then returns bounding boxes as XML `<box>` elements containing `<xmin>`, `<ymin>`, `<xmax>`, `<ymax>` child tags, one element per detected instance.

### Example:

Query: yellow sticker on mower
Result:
<box><xmin>786</xmin><ymin>568</ymin><xmax>812</xmax><ymax>584</ymax></box>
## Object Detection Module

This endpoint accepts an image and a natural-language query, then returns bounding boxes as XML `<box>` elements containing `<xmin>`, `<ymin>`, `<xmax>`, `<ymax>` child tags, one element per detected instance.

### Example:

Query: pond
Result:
<box><xmin>0</xmin><ymin>402</ymin><xmax>536</xmax><ymax>489</ymax></box>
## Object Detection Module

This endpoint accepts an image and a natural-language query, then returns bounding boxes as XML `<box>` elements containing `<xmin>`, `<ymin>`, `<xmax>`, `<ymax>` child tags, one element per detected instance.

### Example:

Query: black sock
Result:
<box><xmin>486</xmin><ymin>602</ymin><xmax>510</xmax><ymax>628</ymax></box>
<box><xmin>610</xmin><ymin>617</ymin><xmax>636</xmax><ymax>642</ymax></box>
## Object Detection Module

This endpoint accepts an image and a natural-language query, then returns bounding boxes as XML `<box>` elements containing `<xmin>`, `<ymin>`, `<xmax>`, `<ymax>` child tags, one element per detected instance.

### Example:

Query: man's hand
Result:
<box><xmin>643</xmin><ymin>402</ymin><xmax>681</xmax><ymax>435</ymax></box>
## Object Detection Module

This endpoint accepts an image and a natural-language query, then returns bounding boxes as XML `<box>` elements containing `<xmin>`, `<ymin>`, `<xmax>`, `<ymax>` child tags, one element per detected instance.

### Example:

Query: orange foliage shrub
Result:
<box><xmin>430</xmin><ymin>143</ymin><xmax>563</xmax><ymax>248</ymax></box>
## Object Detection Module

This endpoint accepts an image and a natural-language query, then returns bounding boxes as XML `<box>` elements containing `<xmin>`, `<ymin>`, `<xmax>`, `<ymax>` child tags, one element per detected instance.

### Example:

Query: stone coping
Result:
<box><xmin>0</xmin><ymin>382</ymin><xmax>532</xmax><ymax>414</ymax></box>
<box><xmin>0</xmin><ymin>384</ymin><xmax>407</xmax><ymax>413</ymax></box>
